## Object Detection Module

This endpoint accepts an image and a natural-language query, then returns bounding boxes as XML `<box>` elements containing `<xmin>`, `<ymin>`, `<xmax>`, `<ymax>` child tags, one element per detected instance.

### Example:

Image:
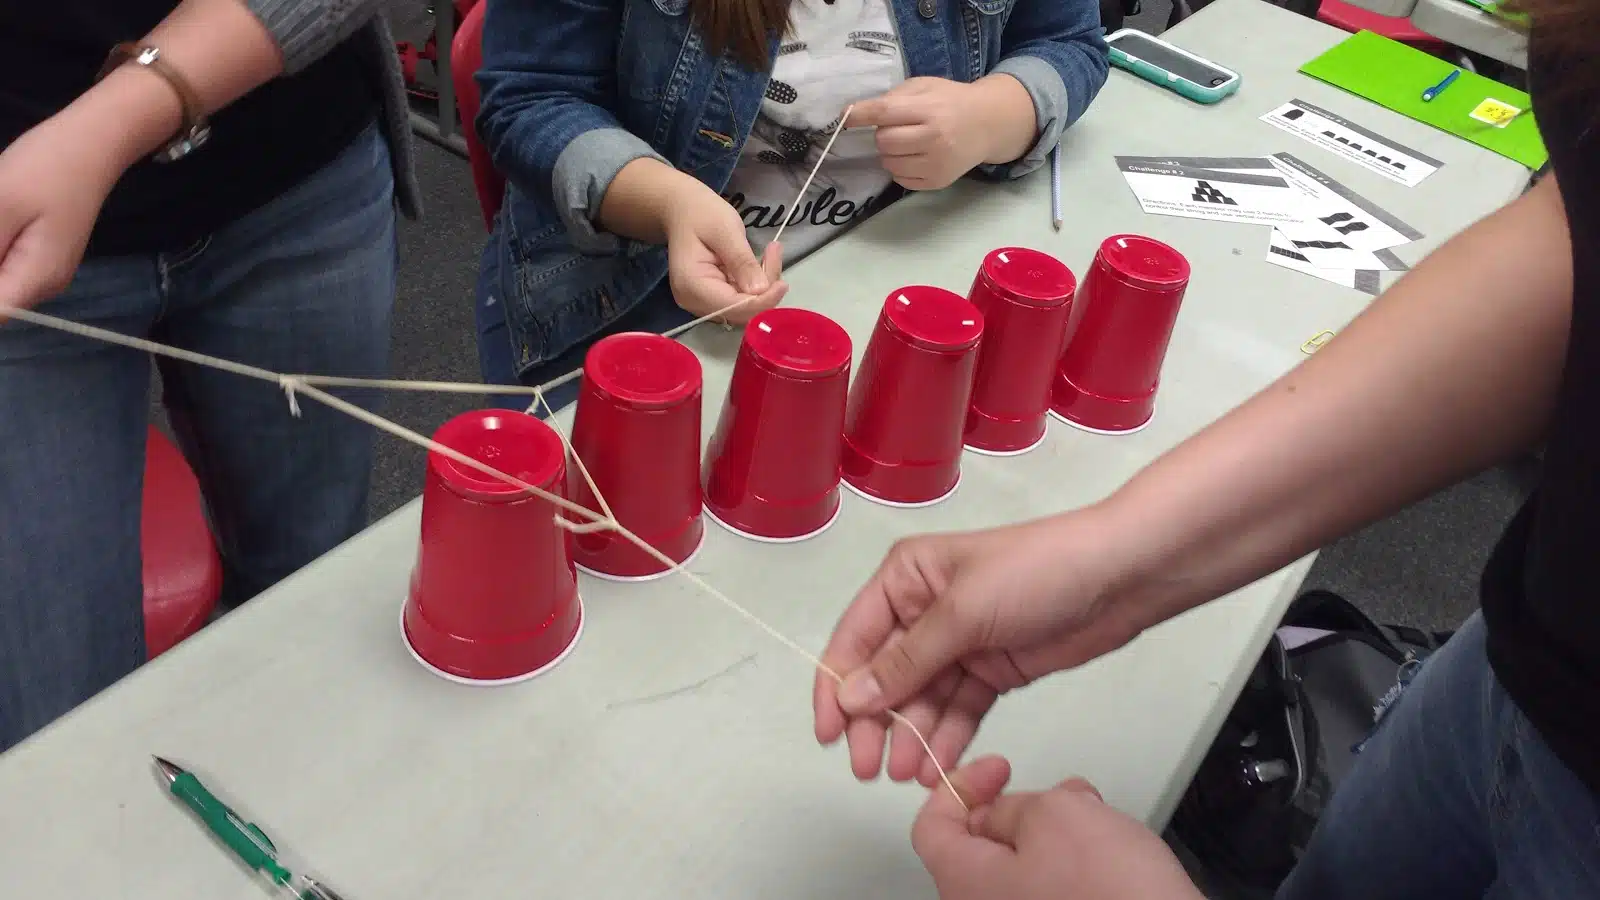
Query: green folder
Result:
<box><xmin>1299</xmin><ymin>30</ymin><xmax>1547</xmax><ymax>170</ymax></box>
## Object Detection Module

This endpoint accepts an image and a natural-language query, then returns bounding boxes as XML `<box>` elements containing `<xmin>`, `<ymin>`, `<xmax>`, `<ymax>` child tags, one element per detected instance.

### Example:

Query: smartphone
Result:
<box><xmin>1105</xmin><ymin>28</ymin><xmax>1242</xmax><ymax>104</ymax></box>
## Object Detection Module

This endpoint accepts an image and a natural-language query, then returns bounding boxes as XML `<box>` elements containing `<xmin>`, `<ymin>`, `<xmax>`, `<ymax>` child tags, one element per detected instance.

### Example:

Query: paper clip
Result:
<box><xmin>1301</xmin><ymin>330</ymin><xmax>1335</xmax><ymax>355</ymax></box>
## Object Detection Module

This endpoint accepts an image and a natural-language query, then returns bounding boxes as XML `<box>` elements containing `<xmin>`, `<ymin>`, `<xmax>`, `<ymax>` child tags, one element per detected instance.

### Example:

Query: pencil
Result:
<box><xmin>1050</xmin><ymin>146</ymin><xmax>1063</xmax><ymax>232</ymax></box>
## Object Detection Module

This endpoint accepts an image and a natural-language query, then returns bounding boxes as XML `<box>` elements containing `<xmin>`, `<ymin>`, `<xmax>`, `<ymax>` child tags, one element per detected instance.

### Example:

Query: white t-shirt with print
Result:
<box><xmin>721</xmin><ymin>0</ymin><xmax>907</xmax><ymax>264</ymax></box>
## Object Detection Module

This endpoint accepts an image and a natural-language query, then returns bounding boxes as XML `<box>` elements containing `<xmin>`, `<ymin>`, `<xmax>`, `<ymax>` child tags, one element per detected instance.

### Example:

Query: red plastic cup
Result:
<box><xmin>963</xmin><ymin>247</ymin><xmax>1079</xmax><ymax>455</ymax></box>
<box><xmin>1051</xmin><ymin>235</ymin><xmax>1191</xmax><ymax>434</ymax></box>
<box><xmin>841</xmin><ymin>286</ymin><xmax>985</xmax><ymax>507</ymax></box>
<box><xmin>566</xmin><ymin>332</ymin><xmax>705</xmax><ymax>580</ymax></box>
<box><xmin>403</xmin><ymin>410</ymin><xmax>583</xmax><ymax>685</ymax></box>
<box><xmin>703</xmin><ymin>308</ymin><xmax>853</xmax><ymax>542</ymax></box>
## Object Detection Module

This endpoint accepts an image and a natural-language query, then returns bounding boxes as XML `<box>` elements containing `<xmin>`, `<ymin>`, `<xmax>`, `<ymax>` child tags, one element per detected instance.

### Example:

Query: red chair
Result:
<box><xmin>453</xmin><ymin>0</ymin><xmax>505</xmax><ymax>229</ymax></box>
<box><xmin>142</xmin><ymin>427</ymin><xmax>222</xmax><ymax>658</ymax></box>
<box><xmin>1317</xmin><ymin>0</ymin><xmax>1453</xmax><ymax>54</ymax></box>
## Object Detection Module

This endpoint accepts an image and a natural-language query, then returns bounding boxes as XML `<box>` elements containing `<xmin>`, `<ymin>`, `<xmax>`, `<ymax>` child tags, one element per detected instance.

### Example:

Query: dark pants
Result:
<box><xmin>0</xmin><ymin>125</ymin><xmax>397</xmax><ymax>753</ymax></box>
<box><xmin>1277</xmin><ymin>612</ymin><xmax>1600</xmax><ymax>899</ymax></box>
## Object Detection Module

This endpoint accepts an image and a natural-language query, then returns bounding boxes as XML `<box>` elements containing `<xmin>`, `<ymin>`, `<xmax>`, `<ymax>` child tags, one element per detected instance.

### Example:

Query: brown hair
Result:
<box><xmin>1499</xmin><ymin>0</ymin><xmax>1598</xmax><ymax>45</ymax></box>
<box><xmin>690</xmin><ymin>0</ymin><xmax>791</xmax><ymax>70</ymax></box>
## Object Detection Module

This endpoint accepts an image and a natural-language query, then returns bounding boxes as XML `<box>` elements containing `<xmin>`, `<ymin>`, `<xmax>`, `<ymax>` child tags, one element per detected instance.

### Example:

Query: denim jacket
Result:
<box><xmin>476</xmin><ymin>0</ymin><xmax>1108</xmax><ymax>379</ymax></box>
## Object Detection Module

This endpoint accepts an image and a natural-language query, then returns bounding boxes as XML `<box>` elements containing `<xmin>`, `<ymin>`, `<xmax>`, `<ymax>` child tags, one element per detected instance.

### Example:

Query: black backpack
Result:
<box><xmin>1169</xmin><ymin>590</ymin><xmax>1453</xmax><ymax>896</ymax></box>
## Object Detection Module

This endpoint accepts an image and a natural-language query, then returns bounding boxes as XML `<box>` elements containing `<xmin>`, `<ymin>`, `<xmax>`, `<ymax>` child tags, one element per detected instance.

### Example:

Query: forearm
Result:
<box><xmin>973</xmin><ymin>0</ymin><xmax>1109</xmax><ymax>177</ymax></box>
<box><xmin>1094</xmin><ymin>176</ymin><xmax>1572</xmax><ymax>629</ymax></box>
<box><xmin>971</xmin><ymin>74</ymin><xmax>1040</xmax><ymax>166</ymax></box>
<box><xmin>53</xmin><ymin>0</ymin><xmax>285</xmax><ymax>176</ymax></box>
<box><xmin>596</xmin><ymin>157</ymin><xmax>706</xmax><ymax>246</ymax></box>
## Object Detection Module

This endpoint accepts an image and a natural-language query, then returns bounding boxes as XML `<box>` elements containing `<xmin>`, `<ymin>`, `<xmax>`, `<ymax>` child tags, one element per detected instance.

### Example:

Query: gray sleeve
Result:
<box><xmin>977</xmin><ymin>55</ymin><xmax>1070</xmax><ymax>180</ymax></box>
<box><xmin>552</xmin><ymin>127</ymin><xmax>671</xmax><ymax>255</ymax></box>
<box><xmin>246</xmin><ymin>0</ymin><xmax>397</xmax><ymax>74</ymax></box>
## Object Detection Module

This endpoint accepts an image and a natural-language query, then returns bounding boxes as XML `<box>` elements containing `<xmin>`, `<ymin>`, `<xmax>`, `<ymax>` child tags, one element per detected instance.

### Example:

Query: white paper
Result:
<box><xmin>1261</xmin><ymin>100</ymin><xmax>1443</xmax><ymax>187</ymax></box>
<box><xmin>1265</xmin><ymin>229</ymin><xmax>1383</xmax><ymax>296</ymax></box>
<box><xmin>1116</xmin><ymin>158</ymin><xmax>1306</xmax><ymax>227</ymax></box>
<box><xmin>1273</xmin><ymin>219</ymin><xmax>1407</xmax><ymax>271</ymax></box>
<box><xmin>1268</xmin><ymin>153</ymin><xmax>1425</xmax><ymax>253</ymax></box>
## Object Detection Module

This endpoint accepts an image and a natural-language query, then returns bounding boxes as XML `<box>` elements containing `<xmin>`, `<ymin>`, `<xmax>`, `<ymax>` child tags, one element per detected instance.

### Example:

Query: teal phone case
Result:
<box><xmin>1109</xmin><ymin>44</ymin><xmax>1241</xmax><ymax>104</ymax></box>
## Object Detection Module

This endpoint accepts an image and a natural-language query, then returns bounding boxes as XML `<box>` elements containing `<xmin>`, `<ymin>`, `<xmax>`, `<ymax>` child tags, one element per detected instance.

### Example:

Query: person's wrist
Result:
<box><xmin>57</xmin><ymin>63</ymin><xmax>186</xmax><ymax>181</ymax></box>
<box><xmin>659</xmin><ymin>167</ymin><xmax>723</xmax><ymax>237</ymax></box>
<box><xmin>967</xmin><ymin>74</ymin><xmax>1037</xmax><ymax>166</ymax></box>
<box><xmin>1066</xmin><ymin>495</ymin><xmax>1197</xmax><ymax>635</ymax></box>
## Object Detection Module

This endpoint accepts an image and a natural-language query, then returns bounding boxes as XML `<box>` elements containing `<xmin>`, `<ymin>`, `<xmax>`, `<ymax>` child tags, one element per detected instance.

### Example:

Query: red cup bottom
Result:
<box><xmin>839</xmin><ymin>462</ymin><xmax>962</xmax><ymax>508</ymax></box>
<box><xmin>402</xmin><ymin>593</ymin><xmax>585</xmax><ymax>686</ymax></box>
<box><xmin>575</xmin><ymin>528</ymin><xmax>707</xmax><ymax>582</ymax></box>
<box><xmin>1048</xmin><ymin>372</ymin><xmax>1157</xmax><ymax>435</ymax></box>
<box><xmin>702</xmin><ymin>493</ymin><xmax>843</xmax><ymax>544</ymax></box>
<box><xmin>963</xmin><ymin>407</ymin><xmax>1050</xmax><ymax>456</ymax></box>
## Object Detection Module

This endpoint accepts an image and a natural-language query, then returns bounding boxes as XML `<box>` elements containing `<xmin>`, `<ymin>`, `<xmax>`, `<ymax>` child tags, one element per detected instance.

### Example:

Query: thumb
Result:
<box><xmin>1055</xmin><ymin>776</ymin><xmax>1105</xmax><ymax>801</ymax></box>
<box><xmin>967</xmin><ymin>791</ymin><xmax>1039</xmax><ymax>847</ymax></box>
<box><xmin>839</xmin><ymin>589</ymin><xmax>980</xmax><ymax>716</ymax></box>
<box><xmin>699</xmin><ymin>220</ymin><xmax>769</xmax><ymax>295</ymax></box>
<box><xmin>0</xmin><ymin>209</ymin><xmax>42</xmax><ymax>312</ymax></box>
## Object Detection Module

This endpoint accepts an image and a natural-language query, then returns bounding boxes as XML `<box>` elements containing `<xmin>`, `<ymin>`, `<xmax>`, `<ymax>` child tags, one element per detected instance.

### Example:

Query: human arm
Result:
<box><xmin>0</xmin><ymin>0</ymin><xmax>386</xmax><ymax>309</ymax></box>
<box><xmin>1097</xmin><ymin>173</ymin><xmax>1570</xmax><ymax>636</ymax></box>
<box><xmin>477</xmin><ymin>0</ymin><xmax>687</xmax><ymax>254</ymax></box>
<box><xmin>975</xmin><ymin>0</ymin><xmax>1111</xmax><ymax>176</ymax></box>
<box><xmin>815</xmin><ymin>175</ymin><xmax>1573</xmax><ymax>783</ymax></box>
<box><xmin>848</xmin><ymin>0</ymin><xmax>1109</xmax><ymax>189</ymax></box>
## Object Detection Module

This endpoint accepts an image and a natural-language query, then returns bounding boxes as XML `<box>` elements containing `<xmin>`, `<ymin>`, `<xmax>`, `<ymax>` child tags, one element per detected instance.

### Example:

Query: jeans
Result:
<box><xmin>1277</xmin><ymin>611</ymin><xmax>1600</xmax><ymax>900</ymax></box>
<box><xmin>474</xmin><ymin>236</ymin><xmax>691</xmax><ymax>414</ymax></box>
<box><xmin>0</xmin><ymin>124</ymin><xmax>396</xmax><ymax>753</ymax></box>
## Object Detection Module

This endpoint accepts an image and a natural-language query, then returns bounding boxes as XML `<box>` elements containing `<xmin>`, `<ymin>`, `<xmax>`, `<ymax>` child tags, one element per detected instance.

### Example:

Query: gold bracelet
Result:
<box><xmin>97</xmin><ymin>42</ymin><xmax>212</xmax><ymax>163</ymax></box>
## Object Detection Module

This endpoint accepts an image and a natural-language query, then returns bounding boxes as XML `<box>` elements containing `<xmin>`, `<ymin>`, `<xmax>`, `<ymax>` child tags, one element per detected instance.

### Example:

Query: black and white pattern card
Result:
<box><xmin>1268</xmin><ymin>153</ymin><xmax>1424</xmax><ymax>252</ymax></box>
<box><xmin>1115</xmin><ymin>159</ymin><xmax>1306</xmax><ymax>226</ymax></box>
<box><xmin>1266</xmin><ymin>229</ymin><xmax>1384</xmax><ymax>296</ymax></box>
<box><xmin>1272</xmin><ymin>220</ymin><xmax>1410</xmax><ymax>270</ymax></box>
<box><xmin>1261</xmin><ymin>100</ymin><xmax>1443</xmax><ymax>187</ymax></box>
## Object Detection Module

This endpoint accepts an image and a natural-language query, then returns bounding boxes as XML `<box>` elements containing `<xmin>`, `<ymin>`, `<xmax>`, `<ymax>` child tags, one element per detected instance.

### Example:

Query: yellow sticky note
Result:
<box><xmin>1470</xmin><ymin>98</ymin><xmax>1522</xmax><ymax>128</ymax></box>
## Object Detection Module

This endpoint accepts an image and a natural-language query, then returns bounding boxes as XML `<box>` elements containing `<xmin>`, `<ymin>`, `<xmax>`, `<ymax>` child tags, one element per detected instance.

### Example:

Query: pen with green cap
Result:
<box><xmin>152</xmin><ymin>756</ymin><xmax>347</xmax><ymax>900</ymax></box>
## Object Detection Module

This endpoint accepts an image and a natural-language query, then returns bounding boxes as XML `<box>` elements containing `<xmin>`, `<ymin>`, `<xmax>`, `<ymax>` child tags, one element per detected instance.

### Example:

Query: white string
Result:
<box><xmin>0</xmin><ymin>296</ymin><xmax>969</xmax><ymax>812</ymax></box>
<box><xmin>773</xmin><ymin>105</ymin><xmax>852</xmax><ymax>250</ymax></box>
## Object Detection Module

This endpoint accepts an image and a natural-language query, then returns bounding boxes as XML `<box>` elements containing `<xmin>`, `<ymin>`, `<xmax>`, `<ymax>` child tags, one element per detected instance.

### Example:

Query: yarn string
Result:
<box><xmin>0</xmin><ymin>102</ymin><xmax>970</xmax><ymax>811</ymax></box>
<box><xmin>0</xmin><ymin>325</ymin><xmax>967</xmax><ymax>813</ymax></box>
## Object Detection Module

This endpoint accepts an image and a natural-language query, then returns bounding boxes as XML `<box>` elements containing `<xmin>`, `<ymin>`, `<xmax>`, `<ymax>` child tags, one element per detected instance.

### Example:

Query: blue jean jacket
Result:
<box><xmin>475</xmin><ymin>0</ymin><xmax>1108</xmax><ymax>383</ymax></box>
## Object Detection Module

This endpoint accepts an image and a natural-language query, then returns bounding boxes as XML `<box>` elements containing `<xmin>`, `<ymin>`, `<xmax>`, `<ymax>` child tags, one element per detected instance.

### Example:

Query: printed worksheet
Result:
<box><xmin>1261</xmin><ymin>100</ymin><xmax>1443</xmax><ymax>187</ymax></box>
<box><xmin>1265</xmin><ymin>229</ymin><xmax>1383</xmax><ymax>296</ymax></box>
<box><xmin>1116</xmin><ymin>158</ymin><xmax>1306</xmax><ymax>226</ymax></box>
<box><xmin>1273</xmin><ymin>219</ymin><xmax>1411</xmax><ymax>271</ymax></box>
<box><xmin>1269</xmin><ymin>153</ymin><xmax>1425</xmax><ymax>252</ymax></box>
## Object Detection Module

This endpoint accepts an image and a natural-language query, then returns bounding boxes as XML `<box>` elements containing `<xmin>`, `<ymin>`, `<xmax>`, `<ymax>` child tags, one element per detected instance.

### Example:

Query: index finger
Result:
<box><xmin>847</xmin><ymin>96</ymin><xmax>923</xmax><ymax>129</ymax></box>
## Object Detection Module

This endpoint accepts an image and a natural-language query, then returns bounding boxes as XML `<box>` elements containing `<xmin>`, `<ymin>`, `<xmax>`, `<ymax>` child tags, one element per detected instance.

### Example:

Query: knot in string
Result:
<box><xmin>278</xmin><ymin>376</ymin><xmax>304</xmax><ymax>418</ymax></box>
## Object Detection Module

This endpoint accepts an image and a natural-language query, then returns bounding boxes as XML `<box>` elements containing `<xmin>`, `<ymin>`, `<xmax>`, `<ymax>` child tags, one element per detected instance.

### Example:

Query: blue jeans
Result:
<box><xmin>1277</xmin><ymin>611</ymin><xmax>1600</xmax><ymax>900</ymax></box>
<box><xmin>474</xmin><ymin>234</ymin><xmax>691</xmax><ymax>414</ymax></box>
<box><xmin>0</xmin><ymin>124</ymin><xmax>396</xmax><ymax>753</ymax></box>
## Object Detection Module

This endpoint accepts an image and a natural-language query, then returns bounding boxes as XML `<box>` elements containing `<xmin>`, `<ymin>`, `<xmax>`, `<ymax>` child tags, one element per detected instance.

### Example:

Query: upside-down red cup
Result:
<box><xmin>566</xmin><ymin>332</ymin><xmax>705</xmax><ymax>580</ymax></box>
<box><xmin>1051</xmin><ymin>235</ymin><xmax>1191</xmax><ymax>434</ymax></box>
<box><xmin>703</xmin><ymin>308</ymin><xmax>853</xmax><ymax>542</ymax></box>
<box><xmin>842</xmin><ymin>286</ymin><xmax>984</xmax><ymax>507</ymax></box>
<box><xmin>964</xmin><ymin>247</ymin><xmax>1079</xmax><ymax>455</ymax></box>
<box><xmin>403</xmin><ymin>409</ymin><xmax>583</xmax><ymax>685</ymax></box>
